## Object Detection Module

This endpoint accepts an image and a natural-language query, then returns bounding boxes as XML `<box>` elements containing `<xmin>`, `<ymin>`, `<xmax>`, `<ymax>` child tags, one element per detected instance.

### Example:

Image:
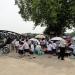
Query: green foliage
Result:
<box><xmin>15</xmin><ymin>0</ymin><xmax>75</xmax><ymax>36</ymax></box>
<box><xmin>69</xmin><ymin>31</ymin><xmax>75</xmax><ymax>37</ymax></box>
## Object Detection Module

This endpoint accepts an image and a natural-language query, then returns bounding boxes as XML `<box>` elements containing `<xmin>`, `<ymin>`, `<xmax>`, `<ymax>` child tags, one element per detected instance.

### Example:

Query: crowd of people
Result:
<box><xmin>10</xmin><ymin>36</ymin><xmax>72</xmax><ymax>60</ymax></box>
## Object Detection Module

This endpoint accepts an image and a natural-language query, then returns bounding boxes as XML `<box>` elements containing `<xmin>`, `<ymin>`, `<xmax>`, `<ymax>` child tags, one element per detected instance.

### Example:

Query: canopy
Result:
<box><xmin>35</xmin><ymin>35</ymin><xmax>45</xmax><ymax>39</ymax></box>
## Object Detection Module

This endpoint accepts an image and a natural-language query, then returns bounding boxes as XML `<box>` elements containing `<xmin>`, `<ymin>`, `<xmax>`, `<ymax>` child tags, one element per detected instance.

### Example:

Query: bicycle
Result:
<box><xmin>0</xmin><ymin>44</ymin><xmax>10</xmax><ymax>55</ymax></box>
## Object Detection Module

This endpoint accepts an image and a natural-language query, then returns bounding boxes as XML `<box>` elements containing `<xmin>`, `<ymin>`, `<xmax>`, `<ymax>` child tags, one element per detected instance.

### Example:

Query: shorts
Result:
<box><xmin>18</xmin><ymin>50</ymin><xmax>23</xmax><ymax>55</ymax></box>
<box><xmin>24</xmin><ymin>49</ymin><xmax>29</xmax><ymax>52</ymax></box>
<box><xmin>24</xmin><ymin>49</ymin><xmax>33</xmax><ymax>54</ymax></box>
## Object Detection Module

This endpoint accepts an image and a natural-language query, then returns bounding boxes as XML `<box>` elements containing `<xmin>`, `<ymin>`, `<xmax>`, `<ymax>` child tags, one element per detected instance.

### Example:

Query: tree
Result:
<box><xmin>15</xmin><ymin>0</ymin><xmax>75</xmax><ymax>36</ymax></box>
<box><xmin>56</xmin><ymin>0</ymin><xmax>75</xmax><ymax>35</ymax></box>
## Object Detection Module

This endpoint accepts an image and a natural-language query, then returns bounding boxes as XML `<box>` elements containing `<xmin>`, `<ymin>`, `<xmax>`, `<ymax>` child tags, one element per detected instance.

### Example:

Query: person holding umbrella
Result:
<box><xmin>58</xmin><ymin>39</ymin><xmax>67</xmax><ymax>60</ymax></box>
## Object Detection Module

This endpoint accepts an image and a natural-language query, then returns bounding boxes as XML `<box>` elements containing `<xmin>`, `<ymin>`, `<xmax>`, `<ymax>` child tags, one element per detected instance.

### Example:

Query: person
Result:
<box><xmin>35</xmin><ymin>43</ymin><xmax>44</xmax><ymax>55</ymax></box>
<box><xmin>47</xmin><ymin>41</ymin><xmax>53</xmax><ymax>54</ymax></box>
<box><xmin>30</xmin><ymin>41</ymin><xmax>35</xmax><ymax>54</ymax></box>
<box><xmin>27</xmin><ymin>39</ymin><xmax>31</xmax><ymax>47</ymax></box>
<box><xmin>58</xmin><ymin>39</ymin><xmax>66</xmax><ymax>60</ymax></box>
<box><xmin>23</xmin><ymin>39</ymin><xmax>31</xmax><ymax>55</ymax></box>
<box><xmin>11</xmin><ymin>39</ymin><xmax>16</xmax><ymax>50</ymax></box>
<box><xmin>40</xmin><ymin>38</ymin><xmax>46</xmax><ymax>49</ymax></box>
<box><xmin>14</xmin><ymin>39</ymin><xmax>19</xmax><ymax>53</ymax></box>
<box><xmin>18</xmin><ymin>41</ymin><xmax>24</xmax><ymax>57</ymax></box>
<box><xmin>52</xmin><ymin>41</ymin><xmax>57</xmax><ymax>55</ymax></box>
<box><xmin>20</xmin><ymin>38</ymin><xmax>26</xmax><ymax>43</ymax></box>
<box><xmin>29</xmin><ymin>41</ymin><xmax>36</xmax><ymax>58</ymax></box>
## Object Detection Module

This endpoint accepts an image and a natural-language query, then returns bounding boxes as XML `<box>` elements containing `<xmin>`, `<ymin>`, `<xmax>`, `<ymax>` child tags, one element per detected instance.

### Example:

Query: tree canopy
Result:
<box><xmin>15</xmin><ymin>0</ymin><xmax>75</xmax><ymax>36</ymax></box>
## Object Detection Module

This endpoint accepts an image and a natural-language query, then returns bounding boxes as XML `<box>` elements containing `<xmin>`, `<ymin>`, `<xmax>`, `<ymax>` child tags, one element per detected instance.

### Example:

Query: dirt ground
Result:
<box><xmin>0</xmin><ymin>51</ymin><xmax>75</xmax><ymax>75</ymax></box>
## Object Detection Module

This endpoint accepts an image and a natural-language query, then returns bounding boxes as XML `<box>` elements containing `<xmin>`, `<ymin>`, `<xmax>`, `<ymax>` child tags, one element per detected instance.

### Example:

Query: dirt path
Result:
<box><xmin>0</xmin><ymin>52</ymin><xmax>75</xmax><ymax>75</ymax></box>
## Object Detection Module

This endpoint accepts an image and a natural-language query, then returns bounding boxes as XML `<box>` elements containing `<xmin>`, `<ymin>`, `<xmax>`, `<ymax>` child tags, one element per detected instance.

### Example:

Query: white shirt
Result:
<box><xmin>47</xmin><ymin>44</ymin><xmax>52</xmax><ymax>51</ymax></box>
<box><xmin>24</xmin><ymin>42</ymin><xmax>29</xmax><ymax>49</ymax></box>
<box><xmin>27</xmin><ymin>40</ymin><xmax>31</xmax><ymax>45</ymax></box>
<box><xmin>31</xmin><ymin>44</ymin><xmax>34</xmax><ymax>52</ymax></box>
<box><xmin>18</xmin><ymin>44</ymin><xmax>24</xmax><ymax>50</ymax></box>
<box><xmin>59</xmin><ymin>40</ymin><xmax>66</xmax><ymax>47</ymax></box>
<box><xmin>52</xmin><ymin>43</ymin><xmax>57</xmax><ymax>49</ymax></box>
<box><xmin>40</xmin><ymin>40</ymin><xmax>46</xmax><ymax>45</ymax></box>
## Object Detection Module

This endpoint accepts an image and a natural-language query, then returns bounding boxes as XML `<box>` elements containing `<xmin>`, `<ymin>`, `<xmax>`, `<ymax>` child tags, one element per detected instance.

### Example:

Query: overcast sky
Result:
<box><xmin>0</xmin><ymin>0</ymin><xmax>46</xmax><ymax>34</ymax></box>
<box><xmin>0</xmin><ymin>0</ymin><xmax>73</xmax><ymax>34</ymax></box>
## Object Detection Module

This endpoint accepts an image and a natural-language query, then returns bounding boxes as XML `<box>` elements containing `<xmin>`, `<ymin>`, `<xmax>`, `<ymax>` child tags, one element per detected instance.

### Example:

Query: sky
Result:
<box><xmin>0</xmin><ymin>0</ymin><xmax>46</xmax><ymax>34</ymax></box>
<box><xmin>0</xmin><ymin>0</ymin><xmax>73</xmax><ymax>34</ymax></box>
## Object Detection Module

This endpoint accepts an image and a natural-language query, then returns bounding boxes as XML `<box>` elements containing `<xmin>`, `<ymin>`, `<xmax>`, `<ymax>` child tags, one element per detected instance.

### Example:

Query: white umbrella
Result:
<box><xmin>30</xmin><ymin>38</ymin><xmax>40</xmax><ymax>44</ymax></box>
<box><xmin>51</xmin><ymin>37</ymin><xmax>64</xmax><ymax>41</ymax></box>
<box><xmin>35</xmin><ymin>35</ymin><xmax>45</xmax><ymax>39</ymax></box>
<box><xmin>51</xmin><ymin>37</ymin><xmax>67</xmax><ymax>47</ymax></box>
<box><xmin>72</xmin><ymin>37</ymin><xmax>75</xmax><ymax>40</ymax></box>
<box><xmin>30</xmin><ymin>38</ymin><xmax>38</xmax><ymax>41</ymax></box>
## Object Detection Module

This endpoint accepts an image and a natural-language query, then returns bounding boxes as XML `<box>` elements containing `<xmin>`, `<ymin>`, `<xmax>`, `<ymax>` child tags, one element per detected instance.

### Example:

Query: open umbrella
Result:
<box><xmin>30</xmin><ymin>38</ymin><xmax>40</xmax><ymax>44</ymax></box>
<box><xmin>51</xmin><ymin>37</ymin><xmax>64</xmax><ymax>41</ymax></box>
<box><xmin>30</xmin><ymin>38</ymin><xmax>38</xmax><ymax>41</ymax></box>
<box><xmin>35</xmin><ymin>35</ymin><xmax>45</xmax><ymax>39</ymax></box>
<box><xmin>51</xmin><ymin>37</ymin><xmax>67</xmax><ymax>45</ymax></box>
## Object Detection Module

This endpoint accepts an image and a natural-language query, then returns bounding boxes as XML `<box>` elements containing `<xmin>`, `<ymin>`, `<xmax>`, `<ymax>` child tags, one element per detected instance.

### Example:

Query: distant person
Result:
<box><xmin>11</xmin><ymin>39</ymin><xmax>16</xmax><ymax>50</ymax></box>
<box><xmin>15</xmin><ymin>39</ymin><xmax>19</xmax><ymax>53</ymax></box>
<box><xmin>47</xmin><ymin>41</ymin><xmax>53</xmax><ymax>54</ymax></box>
<box><xmin>20</xmin><ymin>38</ymin><xmax>26</xmax><ymax>43</ymax></box>
<box><xmin>23</xmin><ymin>39</ymin><xmax>31</xmax><ymax>55</ymax></box>
<box><xmin>40</xmin><ymin>38</ymin><xmax>46</xmax><ymax>49</ymax></box>
<box><xmin>18</xmin><ymin>41</ymin><xmax>24</xmax><ymax>57</ymax></box>
<box><xmin>52</xmin><ymin>41</ymin><xmax>57</xmax><ymax>55</ymax></box>
<box><xmin>58</xmin><ymin>40</ymin><xmax>66</xmax><ymax>60</ymax></box>
<box><xmin>30</xmin><ymin>41</ymin><xmax>35</xmax><ymax>54</ymax></box>
<box><xmin>35</xmin><ymin>43</ymin><xmax>44</xmax><ymax>55</ymax></box>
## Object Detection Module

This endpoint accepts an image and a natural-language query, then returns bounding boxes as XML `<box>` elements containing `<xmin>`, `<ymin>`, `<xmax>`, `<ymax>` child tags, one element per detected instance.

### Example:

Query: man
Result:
<box><xmin>58</xmin><ymin>39</ymin><xmax>66</xmax><ymax>60</ymax></box>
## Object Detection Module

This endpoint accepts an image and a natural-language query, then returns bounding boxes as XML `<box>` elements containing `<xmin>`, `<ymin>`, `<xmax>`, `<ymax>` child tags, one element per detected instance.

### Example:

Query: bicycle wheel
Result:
<box><xmin>3</xmin><ymin>47</ymin><xmax>10</xmax><ymax>54</ymax></box>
